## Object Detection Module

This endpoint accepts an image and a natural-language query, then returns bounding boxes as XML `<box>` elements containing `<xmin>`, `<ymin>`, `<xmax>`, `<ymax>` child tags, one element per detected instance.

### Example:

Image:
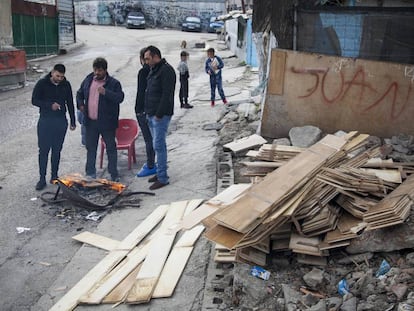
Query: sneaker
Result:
<box><xmin>222</xmin><ymin>98</ymin><xmax>228</xmax><ymax>104</ymax></box>
<box><xmin>136</xmin><ymin>163</ymin><xmax>157</xmax><ymax>177</ymax></box>
<box><xmin>211</xmin><ymin>101</ymin><xmax>215</xmax><ymax>107</ymax></box>
<box><xmin>183</xmin><ymin>103</ymin><xmax>193</xmax><ymax>109</ymax></box>
<box><xmin>35</xmin><ymin>180</ymin><xmax>46</xmax><ymax>191</ymax></box>
<box><xmin>149</xmin><ymin>180</ymin><xmax>169</xmax><ymax>190</ymax></box>
<box><xmin>148</xmin><ymin>175</ymin><xmax>158</xmax><ymax>183</ymax></box>
<box><xmin>50</xmin><ymin>177</ymin><xmax>59</xmax><ymax>184</ymax></box>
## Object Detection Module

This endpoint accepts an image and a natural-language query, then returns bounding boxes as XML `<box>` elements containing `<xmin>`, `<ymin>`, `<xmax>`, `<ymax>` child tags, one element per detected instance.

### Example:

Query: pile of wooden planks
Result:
<box><xmin>185</xmin><ymin>132</ymin><xmax>414</xmax><ymax>266</ymax></box>
<box><xmin>50</xmin><ymin>199</ymin><xmax>204</xmax><ymax>311</ymax></box>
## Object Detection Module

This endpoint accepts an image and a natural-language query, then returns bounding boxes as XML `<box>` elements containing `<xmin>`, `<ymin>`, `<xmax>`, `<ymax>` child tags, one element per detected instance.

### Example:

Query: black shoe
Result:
<box><xmin>148</xmin><ymin>175</ymin><xmax>158</xmax><ymax>183</ymax></box>
<box><xmin>35</xmin><ymin>180</ymin><xmax>46</xmax><ymax>191</ymax></box>
<box><xmin>183</xmin><ymin>103</ymin><xmax>193</xmax><ymax>109</ymax></box>
<box><xmin>149</xmin><ymin>180</ymin><xmax>169</xmax><ymax>190</ymax></box>
<box><xmin>111</xmin><ymin>176</ymin><xmax>120</xmax><ymax>182</ymax></box>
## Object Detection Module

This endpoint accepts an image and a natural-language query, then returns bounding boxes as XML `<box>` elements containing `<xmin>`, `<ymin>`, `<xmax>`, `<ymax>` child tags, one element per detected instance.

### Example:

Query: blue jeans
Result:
<box><xmin>209</xmin><ymin>73</ymin><xmax>226</xmax><ymax>101</ymax></box>
<box><xmin>136</xmin><ymin>112</ymin><xmax>155</xmax><ymax>169</ymax></box>
<box><xmin>85</xmin><ymin>120</ymin><xmax>118</xmax><ymax>179</ymax></box>
<box><xmin>147</xmin><ymin>115</ymin><xmax>171</xmax><ymax>184</ymax></box>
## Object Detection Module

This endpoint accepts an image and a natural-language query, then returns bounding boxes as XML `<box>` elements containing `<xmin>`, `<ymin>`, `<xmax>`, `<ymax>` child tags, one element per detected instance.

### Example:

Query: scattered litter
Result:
<box><xmin>30</xmin><ymin>197</ymin><xmax>37</xmax><ymax>201</ymax></box>
<box><xmin>338</xmin><ymin>278</ymin><xmax>350</xmax><ymax>296</ymax></box>
<box><xmin>54</xmin><ymin>286</ymin><xmax>68</xmax><ymax>292</ymax></box>
<box><xmin>38</xmin><ymin>261</ymin><xmax>51</xmax><ymax>266</ymax></box>
<box><xmin>250</xmin><ymin>265</ymin><xmax>270</xmax><ymax>280</ymax></box>
<box><xmin>375</xmin><ymin>259</ymin><xmax>391</xmax><ymax>277</ymax></box>
<box><xmin>85</xmin><ymin>211</ymin><xmax>102</xmax><ymax>221</ymax></box>
<box><xmin>16</xmin><ymin>227</ymin><xmax>31</xmax><ymax>234</ymax></box>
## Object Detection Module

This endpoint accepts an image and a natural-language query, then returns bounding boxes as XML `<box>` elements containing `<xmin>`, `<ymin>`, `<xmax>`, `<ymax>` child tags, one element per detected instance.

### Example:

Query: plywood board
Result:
<box><xmin>268</xmin><ymin>49</ymin><xmax>286</xmax><ymax>95</ymax></box>
<box><xmin>72</xmin><ymin>231</ymin><xmax>120</xmax><ymax>251</ymax></box>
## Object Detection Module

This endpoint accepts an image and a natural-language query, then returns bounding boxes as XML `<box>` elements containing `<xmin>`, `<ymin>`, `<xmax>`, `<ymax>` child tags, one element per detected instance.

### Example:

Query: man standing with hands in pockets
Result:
<box><xmin>143</xmin><ymin>46</ymin><xmax>176</xmax><ymax>190</ymax></box>
<box><xmin>32</xmin><ymin>64</ymin><xmax>76</xmax><ymax>190</ymax></box>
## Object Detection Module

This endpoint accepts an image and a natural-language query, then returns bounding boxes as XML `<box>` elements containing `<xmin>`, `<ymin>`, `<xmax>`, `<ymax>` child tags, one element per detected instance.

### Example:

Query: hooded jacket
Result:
<box><xmin>76</xmin><ymin>72</ymin><xmax>124</xmax><ymax>130</ymax></box>
<box><xmin>144</xmin><ymin>58</ymin><xmax>176</xmax><ymax>118</ymax></box>
<box><xmin>32</xmin><ymin>72</ymin><xmax>76</xmax><ymax>127</ymax></box>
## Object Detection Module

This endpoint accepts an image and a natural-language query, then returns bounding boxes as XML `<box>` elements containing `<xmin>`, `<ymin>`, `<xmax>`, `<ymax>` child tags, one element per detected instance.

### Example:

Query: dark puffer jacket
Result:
<box><xmin>76</xmin><ymin>72</ymin><xmax>124</xmax><ymax>130</ymax></box>
<box><xmin>144</xmin><ymin>58</ymin><xmax>176</xmax><ymax>118</ymax></box>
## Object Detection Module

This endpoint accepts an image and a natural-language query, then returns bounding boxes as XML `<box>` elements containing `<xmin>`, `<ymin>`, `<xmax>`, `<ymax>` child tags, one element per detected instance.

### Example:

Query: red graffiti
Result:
<box><xmin>290</xmin><ymin>66</ymin><xmax>413</xmax><ymax>120</ymax></box>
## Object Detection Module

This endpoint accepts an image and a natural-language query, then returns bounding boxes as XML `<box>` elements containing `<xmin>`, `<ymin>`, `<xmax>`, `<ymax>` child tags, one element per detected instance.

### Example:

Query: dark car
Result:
<box><xmin>126</xmin><ymin>11</ymin><xmax>146</xmax><ymax>29</ymax></box>
<box><xmin>208</xmin><ymin>16</ymin><xmax>224</xmax><ymax>33</ymax></box>
<box><xmin>181</xmin><ymin>16</ymin><xmax>202</xmax><ymax>32</ymax></box>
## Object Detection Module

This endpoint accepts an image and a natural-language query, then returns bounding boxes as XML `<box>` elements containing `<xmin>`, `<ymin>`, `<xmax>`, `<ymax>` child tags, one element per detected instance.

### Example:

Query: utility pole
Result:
<box><xmin>241</xmin><ymin>0</ymin><xmax>246</xmax><ymax>13</ymax></box>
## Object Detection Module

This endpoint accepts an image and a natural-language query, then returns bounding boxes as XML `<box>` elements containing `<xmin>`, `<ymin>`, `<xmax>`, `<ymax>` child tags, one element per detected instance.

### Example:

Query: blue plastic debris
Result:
<box><xmin>338</xmin><ymin>278</ymin><xmax>350</xmax><ymax>296</ymax></box>
<box><xmin>375</xmin><ymin>259</ymin><xmax>391</xmax><ymax>277</ymax></box>
<box><xmin>250</xmin><ymin>266</ymin><xmax>271</xmax><ymax>280</ymax></box>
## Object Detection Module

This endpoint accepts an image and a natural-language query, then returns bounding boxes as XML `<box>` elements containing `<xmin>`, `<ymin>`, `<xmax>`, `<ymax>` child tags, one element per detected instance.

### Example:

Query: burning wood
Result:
<box><xmin>42</xmin><ymin>174</ymin><xmax>154</xmax><ymax>210</ymax></box>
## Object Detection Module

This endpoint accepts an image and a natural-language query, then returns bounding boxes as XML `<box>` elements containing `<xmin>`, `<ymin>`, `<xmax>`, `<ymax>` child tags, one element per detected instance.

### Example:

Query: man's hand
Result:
<box><xmin>98</xmin><ymin>86</ymin><xmax>106</xmax><ymax>95</ymax></box>
<box><xmin>79</xmin><ymin>105</ymin><xmax>85</xmax><ymax>112</ymax></box>
<box><xmin>51</xmin><ymin>102</ymin><xmax>61</xmax><ymax>111</ymax></box>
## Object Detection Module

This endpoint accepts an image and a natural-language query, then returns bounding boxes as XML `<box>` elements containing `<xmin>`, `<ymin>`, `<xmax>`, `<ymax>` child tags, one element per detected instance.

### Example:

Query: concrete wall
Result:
<box><xmin>261</xmin><ymin>49</ymin><xmax>414</xmax><ymax>138</ymax></box>
<box><xmin>0</xmin><ymin>0</ymin><xmax>13</xmax><ymax>47</ymax></box>
<box><xmin>74</xmin><ymin>0</ymin><xmax>225</xmax><ymax>29</ymax></box>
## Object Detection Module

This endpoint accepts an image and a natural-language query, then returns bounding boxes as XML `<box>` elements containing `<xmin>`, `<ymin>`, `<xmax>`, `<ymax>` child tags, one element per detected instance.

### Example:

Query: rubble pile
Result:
<box><xmin>213</xmin><ymin>105</ymin><xmax>414</xmax><ymax>310</ymax></box>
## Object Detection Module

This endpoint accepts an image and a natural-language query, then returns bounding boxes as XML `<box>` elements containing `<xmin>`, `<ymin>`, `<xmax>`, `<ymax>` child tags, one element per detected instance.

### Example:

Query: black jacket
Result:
<box><xmin>32</xmin><ymin>72</ymin><xmax>76</xmax><ymax>127</ymax></box>
<box><xmin>76</xmin><ymin>72</ymin><xmax>124</xmax><ymax>130</ymax></box>
<box><xmin>135</xmin><ymin>64</ymin><xmax>150</xmax><ymax>114</ymax></box>
<box><xmin>145</xmin><ymin>58</ymin><xmax>176</xmax><ymax>118</ymax></box>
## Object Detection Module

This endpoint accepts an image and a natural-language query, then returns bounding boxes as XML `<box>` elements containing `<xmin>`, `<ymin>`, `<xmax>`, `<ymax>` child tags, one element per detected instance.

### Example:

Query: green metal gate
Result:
<box><xmin>12</xmin><ymin>1</ymin><xmax>58</xmax><ymax>59</ymax></box>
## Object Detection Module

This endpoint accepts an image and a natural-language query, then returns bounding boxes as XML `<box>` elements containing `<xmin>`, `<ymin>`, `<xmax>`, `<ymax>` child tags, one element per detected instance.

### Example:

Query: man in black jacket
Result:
<box><xmin>32</xmin><ymin>64</ymin><xmax>76</xmax><ymax>190</ymax></box>
<box><xmin>143</xmin><ymin>45</ymin><xmax>176</xmax><ymax>190</ymax></box>
<box><xmin>76</xmin><ymin>57</ymin><xmax>124</xmax><ymax>181</ymax></box>
<box><xmin>135</xmin><ymin>47</ymin><xmax>156</xmax><ymax>178</ymax></box>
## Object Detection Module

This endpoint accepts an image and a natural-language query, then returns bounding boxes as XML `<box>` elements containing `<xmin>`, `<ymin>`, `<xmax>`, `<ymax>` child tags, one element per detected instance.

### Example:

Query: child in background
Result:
<box><xmin>177</xmin><ymin>51</ymin><xmax>193</xmax><ymax>109</ymax></box>
<box><xmin>205</xmin><ymin>48</ymin><xmax>227</xmax><ymax>107</ymax></box>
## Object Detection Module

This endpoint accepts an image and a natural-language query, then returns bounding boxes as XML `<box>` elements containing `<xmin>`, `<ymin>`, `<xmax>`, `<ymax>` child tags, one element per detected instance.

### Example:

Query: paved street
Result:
<box><xmin>0</xmin><ymin>25</ymin><xmax>256</xmax><ymax>310</ymax></box>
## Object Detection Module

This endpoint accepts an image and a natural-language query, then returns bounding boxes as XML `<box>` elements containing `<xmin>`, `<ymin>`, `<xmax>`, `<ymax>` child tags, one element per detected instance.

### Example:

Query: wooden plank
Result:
<box><xmin>204</xmin><ymin>224</ymin><xmax>244</xmax><ymax>250</ymax></box>
<box><xmin>223</xmin><ymin>134</ymin><xmax>267</xmax><ymax>153</ymax></box>
<box><xmin>125</xmin><ymin>201</ymin><xmax>188</xmax><ymax>304</ymax></box>
<box><xmin>102</xmin><ymin>264</ymin><xmax>141</xmax><ymax>304</ymax></box>
<box><xmin>268</xmin><ymin>49</ymin><xmax>286</xmax><ymax>95</ymax></box>
<box><xmin>72</xmin><ymin>231</ymin><xmax>120</xmax><ymax>251</ymax></box>
<box><xmin>180</xmin><ymin>184</ymin><xmax>251</xmax><ymax>230</ymax></box>
<box><xmin>152</xmin><ymin>225</ymin><xmax>204</xmax><ymax>298</ymax></box>
<box><xmin>49</xmin><ymin>204</ymin><xmax>168</xmax><ymax>311</ymax></box>
<box><xmin>213</xmin><ymin>135</ymin><xmax>347</xmax><ymax>234</ymax></box>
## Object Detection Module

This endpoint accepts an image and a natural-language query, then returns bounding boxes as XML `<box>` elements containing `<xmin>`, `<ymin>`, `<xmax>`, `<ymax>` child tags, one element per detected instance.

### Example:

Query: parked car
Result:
<box><xmin>208</xmin><ymin>16</ymin><xmax>224</xmax><ymax>33</ymax></box>
<box><xmin>181</xmin><ymin>16</ymin><xmax>202</xmax><ymax>32</ymax></box>
<box><xmin>126</xmin><ymin>11</ymin><xmax>146</xmax><ymax>29</ymax></box>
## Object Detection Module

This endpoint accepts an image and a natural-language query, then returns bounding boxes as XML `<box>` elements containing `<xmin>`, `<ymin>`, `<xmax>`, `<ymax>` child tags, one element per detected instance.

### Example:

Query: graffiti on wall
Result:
<box><xmin>290</xmin><ymin>64</ymin><xmax>414</xmax><ymax>121</ymax></box>
<box><xmin>75</xmin><ymin>0</ymin><xmax>225</xmax><ymax>29</ymax></box>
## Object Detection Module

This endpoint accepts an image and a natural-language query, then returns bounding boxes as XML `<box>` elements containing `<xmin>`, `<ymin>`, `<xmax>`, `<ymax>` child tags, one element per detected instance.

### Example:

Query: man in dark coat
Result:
<box><xmin>76</xmin><ymin>57</ymin><xmax>124</xmax><ymax>181</ymax></box>
<box><xmin>32</xmin><ymin>63</ymin><xmax>76</xmax><ymax>190</ymax></box>
<box><xmin>135</xmin><ymin>47</ymin><xmax>156</xmax><ymax>178</ymax></box>
<box><xmin>143</xmin><ymin>45</ymin><xmax>176</xmax><ymax>190</ymax></box>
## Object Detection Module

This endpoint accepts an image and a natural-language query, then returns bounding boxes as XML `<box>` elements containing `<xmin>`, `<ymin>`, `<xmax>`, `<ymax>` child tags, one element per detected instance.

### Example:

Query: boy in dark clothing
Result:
<box><xmin>32</xmin><ymin>63</ymin><xmax>76</xmax><ymax>190</ymax></box>
<box><xmin>177</xmin><ymin>51</ymin><xmax>193</xmax><ymax>109</ymax></box>
<box><xmin>135</xmin><ymin>47</ymin><xmax>156</xmax><ymax>177</ymax></box>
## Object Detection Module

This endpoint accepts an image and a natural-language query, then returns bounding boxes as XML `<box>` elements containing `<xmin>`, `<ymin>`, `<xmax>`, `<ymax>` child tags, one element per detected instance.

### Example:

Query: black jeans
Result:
<box><xmin>37</xmin><ymin>116</ymin><xmax>68</xmax><ymax>181</ymax></box>
<box><xmin>179</xmin><ymin>77</ymin><xmax>189</xmax><ymax>105</ymax></box>
<box><xmin>85</xmin><ymin>120</ymin><xmax>118</xmax><ymax>179</ymax></box>
<box><xmin>136</xmin><ymin>113</ymin><xmax>155</xmax><ymax>169</ymax></box>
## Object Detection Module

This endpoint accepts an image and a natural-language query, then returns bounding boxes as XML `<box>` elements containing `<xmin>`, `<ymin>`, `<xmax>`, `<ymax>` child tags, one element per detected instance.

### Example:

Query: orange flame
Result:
<box><xmin>57</xmin><ymin>174</ymin><xmax>126</xmax><ymax>193</ymax></box>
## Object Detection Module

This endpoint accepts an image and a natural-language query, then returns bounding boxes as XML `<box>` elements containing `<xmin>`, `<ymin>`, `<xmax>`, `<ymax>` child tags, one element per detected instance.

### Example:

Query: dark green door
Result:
<box><xmin>12</xmin><ymin>13</ymin><xmax>58</xmax><ymax>59</ymax></box>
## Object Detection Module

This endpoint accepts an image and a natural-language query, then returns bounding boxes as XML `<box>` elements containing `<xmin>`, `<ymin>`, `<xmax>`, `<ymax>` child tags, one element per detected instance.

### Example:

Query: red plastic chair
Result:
<box><xmin>99</xmin><ymin>119</ymin><xmax>139</xmax><ymax>170</ymax></box>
